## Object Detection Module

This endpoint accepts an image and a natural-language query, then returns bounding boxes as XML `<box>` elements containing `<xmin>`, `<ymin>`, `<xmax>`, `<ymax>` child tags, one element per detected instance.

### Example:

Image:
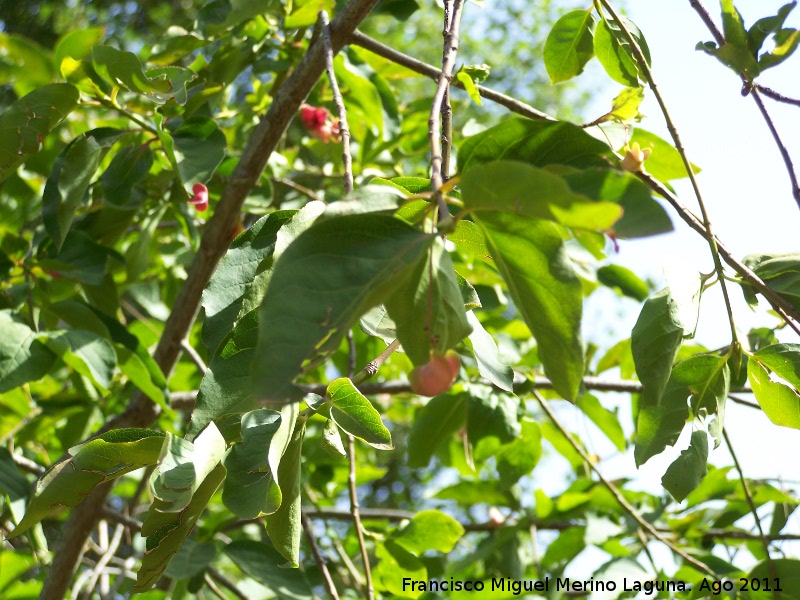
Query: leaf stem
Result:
<box><xmin>598</xmin><ymin>0</ymin><xmax>739</xmax><ymax>344</ymax></box>
<box><xmin>532</xmin><ymin>390</ymin><xmax>716</xmax><ymax>576</ymax></box>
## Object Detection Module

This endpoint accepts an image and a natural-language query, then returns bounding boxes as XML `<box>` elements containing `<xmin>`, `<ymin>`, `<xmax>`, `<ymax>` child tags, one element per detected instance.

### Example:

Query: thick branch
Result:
<box><xmin>38</xmin><ymin>1</ymin><xmax>379</xmax><ymax>597</ymax></box>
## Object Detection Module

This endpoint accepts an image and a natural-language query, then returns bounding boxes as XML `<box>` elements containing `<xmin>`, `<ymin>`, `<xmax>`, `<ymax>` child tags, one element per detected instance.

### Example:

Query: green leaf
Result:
<box><xmin>466</xmin><ymin>386</ymin><xmax>520</xmax><ymax>445</ymax></box>
<box><xmin>265</xmin><ymin>420</ymin><xmax>305</xmax><ymax>567</ymax></box>
<box><xmin>222</xmin><ymin>409</ymin><xmax>283</xmax><ymax>518</ymax></box>
<box><xmin>631</xmin><ymin>288</ymin><xmax>688</xmax><ymax>408</ymax></box>
<box><xmin>163</xmin><ymin>539</ymin><xmax>217</xmax><ymax>580</ymax></box>
<box><xmin>99</xmin><ymin>144</ymin><xmax>154</xmax><ymax>210</ymax></box>
<box><xmin>0</xmin><ymin>83</ymin><xmax>79</xmax><ymax>184</ymax></box>
<box><xmin>455</xmin><ymin>70</ymin><xmax>482</xmax><ymax>105</ymax></box>
<box><xmin>201</xmin><ymin>210</ymin><xmax>295</xmax><ymax>356</ymax></box>
<box><xmin>135</xmin><ymin>463</ymin><xmax>226</xmax><ymax>591</ymax></box>
<box><xmin>172</xmin><ymin>116</ymin><xmax>227</xmax><ymax>190</ymax></box>
<box><xmin>475</xmin><ymin>212</ymin><xmax>583</xmax><ymax>400</ymax></box>
<box><xmin>385</xmin><ymin>239</ymin><xmax>472</xmax><ymax>365</ymax></box>
<box><xmin>634</xmin><ymin>379</ymin><xmax>691</xmax><ymax>467</ymax></box>
<box><xmin>326</xmin><ymin>378</ymin><xmax>393</xmax><ymax>450</ymax></box>
<box><xmin>42</xmin><ymin>128</ymin><xmax>125</xmax><ymax>250</ymax></box>
<box><xmin>225</xmin><ymin>540</ymin><xmax>313</xmax><ymax>599</ymax></box>
<box><xmin>458</xmin><ymin>119</ymin><xmax>611</xmax><ymax>173</ymax></box>
<box><xmin>285</xmin><ymin>0</ymin><xmax>335</xmax><ymax>27</ymax></box>
<box><xmin>11</xmin><ymin>429</ymin><xmax>164</xmax><ymax>536</ymax></box>
<box><xmin>697</xmin><ymin>40</ymin><xmax>760</xmax><ymax>81</ymax></box>
<box><xmin>605</xmin><ymin>86</ymin><xmax>645</xmax><ymax>122</ymax></box>
<box><xmin>460</xmin><ymin>160</ymin><xmax>622</xmax><ymax>232</ymax></box>
<box><xmin>41</xmin><ymin>329</ymin><xmax>117</xmax><ymax>393</ymax></box>
<box><xmin>91</xmin><ymin>46</ymin><xmax>194</xmax><ymax>104</ymax></box>
<box><xmin>748</xmin><ymin>2</ymin><xmax>797</xmax><ymax>54</ymax></box>
<box><xmin>747</xmin><ymin>558</ymin><xmax>800</xmax><ymax>600</ymax></box>
<box><xmin>721</xmin><ymin>0</ymin><xmax>749</xmax><ymax>49</ymax></box>
<box><xmin>594</xmin><ymin>16</ymin><xmax>649</xmax><ymax>86</ymax></box>
<box><xmin>334</xmin><ymin>54</ymin><xmax>384</xmax><ymax>138</ymax></box>
<box><xmin>392</xmin><ymin>510</ymin><xmax>465</xmax><ymax>554</ymax></box>
<box><xmin>254</xmin><ymin>214</ymin><xmax>433</xmax><ymax>403</ymax></box>
<box><xmin>662</xmin><ymin>430</ymin><xmax>708</xmax><ymax>501</ymax></box>
<box><xmin>544</xmin><ymin>9</ymin><xmax>596</xmax><ymax>83</ymax></box>
<box><xmin>496</xmin><ymin>418</ymin><xmax>543</xmax><ymax>484</ymax></box>
<box><xmin>150</xmin><ymin>423</ymin><xmax>227</xmax><ymax>513</ymax></box>
<box><xmin>576</xmin><ymin>394</ymin><xmax>626</xmax><ymax>451</ymax></box>
<box><xmin>433</xmin><ymin>480</ymin><xmax>514</xmax><ymax>505</ymax></box>
<box><xmin>38</xmin><ymin>231</ymin><xmax>113</xmax><ymax>285</ymax></box>
<box><xmin>597</xmin><ymin>264</ymin><xmax>650</xmax><ymax>301</ymax></box>
<box><xmin>407</xmin><ymin>392</ymin><xmax>467</xmax><ymax>468</ymax></box>
<box><xmin>465</xmin><ymin>311</ymin><xmax>514</xmax><ymax>392</ymax></box>
<box><xmin>759</xmin><ymin>28</ymin><xmax>800</xmax><ymax>71</ymax></box>
<box><xmin>321</xmin><ymin>418</ymin><xmax>346</xmax><ymax>458</ymax></box>
<box><xmin>0</xmin><ymin>310</ymin><xmax>57</xmax><ymax>393</ymax></box>
<box><xmin>748</xmin><ymin>358</ymin><xmax>800</xmax><ymax>429</ymax></box>
<box><xmin>373</xmin><ymin>541</ymin><xmax>426</xmax><ymax>599</ymax></box>
<box><xmin>629</xmin><ymin>128</ymin><xmax>701</xmax><ymax>182</ymax></box>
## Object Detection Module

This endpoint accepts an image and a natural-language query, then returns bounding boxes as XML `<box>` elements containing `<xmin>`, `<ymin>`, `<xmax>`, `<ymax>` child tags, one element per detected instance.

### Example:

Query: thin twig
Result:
<box><xmin>272</xmin><ymin>177</ymin><xmax>322</xmax><ymax>202</ymax></box>
<box><xmin>688</xmin><ymin>0</ymin><xmax>800</xmax><ymax>210</ymax></box>
<box><xmin>349</xmin><ymin>31</ymin><xmax>554</xmax><ymax>122</ymax></box>
<box><xmin>429</xmin><ymin>0</ymin><xmax>466</xmax><ymax>220</ymax></box>
<box><xmin>180</xmin><ymin>339</ymin><xmax>207</xmax><ymax>373</ymax></box>
<box><xmin>347</xmin><ymin>435</ymin><xmax>374</xmax><ymax>599</ymax></box>
<box><xmin>350</xmin><ymin>338</ymin><xmax>401</xmax><ymax>385</ymax></box>
<box><xmin>599</xmin><ymin>0</ymin><xmax>739</xmax><ymax>343</ymax></box>
<box><xmin>11</xmin><ymin>452</ymin><xmax>45</xmax><ymax>476</ymax></box>
<box><xmin>320</xmin><ymin>10</ymin><xmax>354</xmax><ymax>195</ymax></box>
<box><xmin>302</xmin><ymin>514</ymin><xmax>341</xmax><ymax>600</ymax></box>
<box><xmin>207</xmin><ymin>566</ymin><xmax>249</xmax><ymax>600</ymax></box>
<box><xmin>532</xmin><ymin>390</ymin><xmax>716</xmax><ymax>576</ymax></box>
<box><xmin>440</xmin><ymin>1</ymin><xmax>454</xmax><ymax>182</ymax></box>
<box><xmin>723</xmin><ymin>428</ymin><xmax>778</xmax><ymax>599</ymax></box>
<box><xmin>639</xmin><ymin>172</ymin><xmax>800</xmax><ymax>336</ymax></box>
<box><xmin>82</xmin><ymin>522</ymin><xmax>125</xmax><ymax>598</ymax></box>
<box><xmin>755</xmin><ymin>85</ymin><xmax>800</xmax><ymax>108</ymax></box>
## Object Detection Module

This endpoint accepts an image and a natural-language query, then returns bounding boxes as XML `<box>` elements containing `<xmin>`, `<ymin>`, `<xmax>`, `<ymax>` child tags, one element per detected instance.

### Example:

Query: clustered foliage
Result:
<box><xmin>2</xmin><ymin>0</ymin><xmax>800</xmax><ymax>598</ymax></box>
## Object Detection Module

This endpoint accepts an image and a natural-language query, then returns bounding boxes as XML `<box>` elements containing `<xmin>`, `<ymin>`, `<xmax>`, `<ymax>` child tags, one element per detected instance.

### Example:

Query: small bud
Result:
<box><xmin>621</xmin><ymin>142</ymin><xmax>652</xmax><ymax>173</ymax></box>
<box><xmin>188</xmin><ymin>182</ymin><xmax>209</xmax><ymax>212</ymax></box>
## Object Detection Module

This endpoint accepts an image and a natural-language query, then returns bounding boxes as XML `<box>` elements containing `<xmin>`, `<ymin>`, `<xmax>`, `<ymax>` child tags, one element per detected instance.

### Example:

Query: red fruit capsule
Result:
<box><xmin>188</xmin><ymin>182</ymin><xmax>209</xmax><ymax>212</ymax></box>
<box><xmin>409</xmin><ymin>350</ymin><xmax>461</xmax><ymax>397</ymax></box>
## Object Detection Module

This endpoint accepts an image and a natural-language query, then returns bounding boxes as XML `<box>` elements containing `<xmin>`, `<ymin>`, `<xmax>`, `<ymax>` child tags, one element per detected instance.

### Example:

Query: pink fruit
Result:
<box><xmin>409</xmin><ymin>350</ymin><xmax>461</xmax><ymax>397</ymax></box>
<box><xmin>188</xmin><ymin>182</ymin><xmax>209</xmax><ymax>211</ymax></box>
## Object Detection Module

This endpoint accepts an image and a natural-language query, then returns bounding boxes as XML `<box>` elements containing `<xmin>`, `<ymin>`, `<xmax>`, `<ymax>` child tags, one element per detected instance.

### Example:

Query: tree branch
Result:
<box><xmin>348</xmin><ymin>31</ymin><xmax>555</xmax><ymax>122</ymax></box>
<box><xmin>37</xmin><ymin>1</ymin><xmax>380</xmax><ymax>597</ymax></box>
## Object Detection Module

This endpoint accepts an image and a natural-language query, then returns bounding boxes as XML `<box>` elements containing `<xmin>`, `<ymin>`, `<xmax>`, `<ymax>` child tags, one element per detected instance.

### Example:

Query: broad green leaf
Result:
<box><xmin>150</xmin><ymin>423</ymin><xmax>226</xmax><ymax>513</ymax></box>
<box><xmin>321</xmin><ymin>418</ymin><xmax>346</xmax><ymax>458</ymax></box>
<box><xmin>265</xmin><ymin>420</ymin><xmax>305</xmax><ymax>567</ymax></box>
<box><xmin>265</xmin><ymin>403</ymin><xmax>299</xmax><ymax>512</ymax></box>
<box><xmin>385</xmin><ymin>239</ymin><xmax>472</xmax><ymax>365</ymax></box>
<box><xmin>697</xmin><ymin>40</ymin><xmax>760</xmax><ymax>80</ymax></box>
<box><xmin>541</xmin><ymin>527</ymin><xmax>585</xmax><ymax>569</ymax></box>
<box><xmin>0</xmin><ymin>34</ymin><xmax>54</xmax><ymax>94</ymax></box>
<box><xmin>597</xmin><ymin>264</ymin><xmax>650</xmax><ymax>301</ymax></box>
<box><xmin>373</xmin><ymin>541</ymin><xmax>426</xmax><ymax>599</ymax></box>
<box><xmin>0</xmin><ymin>310</ymin><xmax>56</xmax><ymax>393</ymax></box>
<box><xmin>135</xmin><ymin>463</ymin><xmax>226</xmax><ymax>592</ymax></box>
<box><xmin>460</xmin><ymin>160</ymin><xmax>622</xmax><ymax>232</ymax></box>
<box><xmin>433</xmin><ymin>480</ymin><xmax>515</xmax><ymax>505</ymax></box>
<box><xmin>201</xmin><ymin>210</ymin><xmax>295</xmax><ymax>356</ymax></box>
<box><xmin>99</xmin><ymin>144</ymin><xmax>154</xmax><ymax>210</ymax></box>
<box><xmin>721</xmin><ymin>0</ymin><xmax>749</xmax><ymax>50</ymax></box>
<box><xmin>41</xmin><ymin>329</ymin><xmax>117</xmax><ymax>393</ymax></box>
<box><xmin>476</xmin><ymin>212</ymin><xmax>583</xmax><ymax>400</ymax></box>
<box><xmin>753</xmin><ymin>343</ymin><xmax>800</xmax><ymax>389</ymax></box>
<box><xmin>0</xmin><ymin>83</ymin><xmax>79</xmax><ymax>184</ymax></box>
<box><xmin>593</xmin><ymin>15</ymin><xmax>650</xmax><ymax>87</ymax></box>
<box><xmin>285</xmin><ymin>0</ymin><xmax>336</xmax><ymax>27</ymax></box>
<box><xmin>172</xmin><ymin>116</ymin><xmax>227</xmax><ymax>190</ymax></box>
<box><xmin>748</xmin><ymin>359</ymin><xmax>800</xmax><ymax>429</ymax></box>
<box><xmin>748</xmin><ymin>2</ymin><xmax>797</xmax><ymax>54</ymax></box>
<box><xmin>254</xmin><ymin>214</ymin><xmax>433</xmax><ymax>403</ymax></box>
<box><xmin>466</xmin><ymin>386</ymin><xmax>520</xmax><ymax>445</ymax></box>
<box><xmin>91</xmin><ymin>46</ymin><xmax>194</xmax><ymax>104</ymax></box>
<box><xmin>679</xmin><ymin>353</ymin><xmax>730</xmax><ymax>446</ymax></box>
<box><xmin>748</xmin><ymin>558</ymin><xmax>800</xmax><ymax>600</ymax></box>
<box><xmin>544</xmin><ymin>9</ymin><xmax>596</xmax><ymax>83</ymax></box>
<box><xmin>634</xmin><ymin>381</ymin><xmax>689</xmax><ymax>468</ymax></box>
<box><xmin>629</xmin><ymin>128</ymin><xmax>701</xmax><ymax>182</ymax></box>
<box><xmin>38</xmin><ymin>231</ymin><xmax>113</xmax><ymax>285</ymax></box>
<box><xmin>576</xmin><ymin>394</ymin><xmax>626</xmax><ymax>451</ymax></box>
<box><xmin>465</xmin><ymin>311</ymin><xmax>514</xmax><ymax>392</ymax></box>
<box><xmin>407</xmin><ymin>392</ymin><xmax>467</xmax><ymax>468</ymax></box>
<box><xmin>392</xmin><ymin>510</ymin><xmax>465</xmax><ymax>554</ymax></box>
<box><xmin>321</xmin><ymin>186</ymin><xmax>407</xmax><ymax>220</ymax></box>
<box><xmin>359</xmin><ymin>305</ymin><xmax>397</xmax><ymax>344</ymax></box>
<box><xmin>11</xmin><ymin>429</ymin><xmax>164</xmax><ymax>536</ymax></box>
<box><xmin>334</xmin><ymin>54</ymin><xmax>384</xmax><ymax>138</ymax></box>
<box><xmin>605</xmin><ymin>86</ymin><xmax>645</xmax><ymax>122</ymax></box>
<box><xmin>496</xmin><ymin>418</ymin><xmax>543</xmax><ymax>484</ymax></box>
<box><xmin>326</xmin><ymin>378</ymin><xmax>393</xmax><ymax>450</ymax></box>
<box><xmin>450</xmin><ymin>219</ymin><xmax>489</xmax><ymax>259</ymax></box>
<box><xmin>759</xmin><ymin>28</ymin><xmax>800</xmax><ymax>71</ymax></box>
<box><xmin>0</xmin><ymin>447</ymin><xmax>30</xmax><ymax>524</ymax></box>
<box><xmin>631</xmin><ymin>288</ymin><xmax>687</xmax><ymax>408</ymax></box>
<box><xmin>225</xmin><ymin>540</ymin><xmax>313</xmax><ymax>599</ymax></box>
<box><xmin>222</xmin><ymin>409</ymin><xmax>282</xmax><ymax>518</ymax></box>
<box><xmin>458</xmin><ymin>119</ymin><xmax>611</xmax><ymax>173</ymax></box>
<box><xmin>662</xmin><ymin>430</ymin><xmax>708</xmax><ymax>501</ymax></box>
<box><xmin>163</xmin><ymin>539</ymin><xmax>217</xmax><ymax>580</ymax></box>
<box><xmin>42</xmin><ymin>128</ymin><xmax>125</xmax><ymax>250</ymax></box>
